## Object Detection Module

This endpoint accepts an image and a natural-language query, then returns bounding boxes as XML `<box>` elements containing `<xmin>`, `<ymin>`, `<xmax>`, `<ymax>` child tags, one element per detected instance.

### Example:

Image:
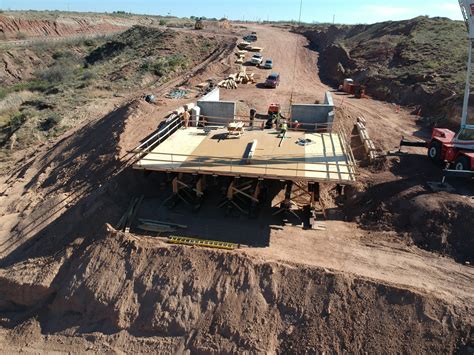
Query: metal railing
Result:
<box><xmin>132</xmin><ymin>114</ymin><xmax>334</xmax><ymax>153</ymax></box>
<box><xmin>131</xmin><ymin>114</ymin><xmax>356</xmax><ymax>182</ymax></box>
<box><xmin>132</xmin><ymin>114</ymin><xmax>183</xmax><ymax>158</ymax></box>
<box><xmin>134</xmin><ymin>150</ymin><xmax>357</xmax><ymax>182</ymax></box>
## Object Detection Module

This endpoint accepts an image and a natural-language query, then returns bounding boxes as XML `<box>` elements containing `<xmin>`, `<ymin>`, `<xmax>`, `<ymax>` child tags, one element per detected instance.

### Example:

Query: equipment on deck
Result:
<box><xmin>227</xmin><ymin>121</ymin><xmax>245</xmax><ymax>138</ymax></box>
<box><xmin>399</xmin><ymin>0</ymin><xmax>474</xmax><ymax>174</ymax></box>
<box><xmin>265</xmin><ymin>103</ymin><xmax>281</xmax><ymax>129</ymax></box>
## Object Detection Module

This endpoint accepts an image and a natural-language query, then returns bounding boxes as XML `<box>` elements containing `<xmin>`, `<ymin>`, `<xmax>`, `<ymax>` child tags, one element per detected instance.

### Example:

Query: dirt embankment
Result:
<box><xmin>346</xmin><ymin>177</ymin><xmax>474</xmax><ymax>264</ymax></box>
<box><xmin>0</xmin><ymin>14</ymin><xmax>131</xmax><ymax>40</ymax></box>
<box><xmin>297</xmin><ymin>17</ymin><xmax>472</xmax><ymax>127</ymax></box>
<box><xmin>0</xmin><ymin>229</ymin><xmax>471</xmax><ymax>353</ymax></box>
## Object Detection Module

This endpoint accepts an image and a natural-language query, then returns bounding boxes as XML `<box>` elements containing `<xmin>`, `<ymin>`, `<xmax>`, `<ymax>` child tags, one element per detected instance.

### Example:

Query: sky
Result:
<box><xmin>0</xmin><ymin>0</ymin><xmax>465</xmax><ymax>24</ymax></box>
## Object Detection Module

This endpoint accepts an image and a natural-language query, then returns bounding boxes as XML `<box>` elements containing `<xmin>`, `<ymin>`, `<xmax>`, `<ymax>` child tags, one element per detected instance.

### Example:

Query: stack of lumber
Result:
<box><xmin>355</xmin><ymin>117</ymin><xmax>377</xmax><ymax>162</ymax></box>
<box><xmin>235</xmin><ymin>50</ymin><xmax>247</xmax><ymax>64</ymax></box>
<box><xmin>237</xmin><ymin>41</ymin><xmax>251</xmax><ymax>50</ymax></box>
<box><xmin>218</xmin><ymin>69</ymin><xmax>256</xmax><ymax>89</ymax></box>
<box><xmin>137</xmin><ymin>218</ymin><xmax>187</xmax><ymax>234</ymax></box>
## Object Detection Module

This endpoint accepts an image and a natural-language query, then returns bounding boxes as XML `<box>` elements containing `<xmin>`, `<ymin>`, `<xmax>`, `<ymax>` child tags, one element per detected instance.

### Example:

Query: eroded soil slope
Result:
<box><xmin>0</xmin><ymin>229</ymin><xmax>471</xmax><ymax>353</ymax></box>
<box><xmin>0</xmin><ymin>12</ymin><xmax>132</xmax><ymax>40</ymax></box>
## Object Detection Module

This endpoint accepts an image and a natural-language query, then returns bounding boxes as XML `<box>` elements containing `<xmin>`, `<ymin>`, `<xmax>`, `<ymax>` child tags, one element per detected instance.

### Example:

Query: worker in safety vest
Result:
<box><xmin>278</xmin><ymin>120</ymin><xmax>288</xmax><ymax>138</ymax></box>
<box><xmin>182</xmin><ymin>109</ymin><xmax>190</xmax><ymax>129</ymax></box>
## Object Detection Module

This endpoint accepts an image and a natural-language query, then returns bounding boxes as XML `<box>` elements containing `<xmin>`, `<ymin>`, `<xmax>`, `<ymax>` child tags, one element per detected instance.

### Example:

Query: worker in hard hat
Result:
<box><xmin>278</xmin><ymin>120</ymin><xmax>288</xmax><ymax>138</ymax></box>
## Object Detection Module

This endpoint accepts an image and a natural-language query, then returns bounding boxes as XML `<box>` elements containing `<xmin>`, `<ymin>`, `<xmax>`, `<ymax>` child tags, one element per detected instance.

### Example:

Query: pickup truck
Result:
<box><xmin>250</xmin><ymin>53</ymin><xmax>263</xmax><ymax>65</ymax></box>
<box><xmin>244</xmin><ymin>34</ymin><xmax>257</xmax><ymax>42</ymax></box>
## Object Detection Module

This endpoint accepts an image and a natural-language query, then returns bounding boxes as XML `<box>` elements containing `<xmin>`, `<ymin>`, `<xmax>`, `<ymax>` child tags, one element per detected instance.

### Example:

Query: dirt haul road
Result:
<box><xmin>220</xmin><ymin>23</ymin><xmax>473</xmax><ymax>314</ymax></box>
<box><xmin>221</xmin><ymin>24</ymin><xmax>420</xmax><ymax>149</ymax></box>
<box><xmin>0</xmin><ymin>23</ymin><xmax>472</xmax><ymax>352</ymax></box>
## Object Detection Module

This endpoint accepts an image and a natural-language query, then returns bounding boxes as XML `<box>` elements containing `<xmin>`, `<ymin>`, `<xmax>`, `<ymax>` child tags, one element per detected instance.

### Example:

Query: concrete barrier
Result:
<box><xmin>197</xmin><ymin>87</ymin><xmax>236</xmax><ymax>125</ymax></box>
<box><xmin>291</xmin><ymin>92</ymin><xmax>335</xmax><ymax>131</ymax></box>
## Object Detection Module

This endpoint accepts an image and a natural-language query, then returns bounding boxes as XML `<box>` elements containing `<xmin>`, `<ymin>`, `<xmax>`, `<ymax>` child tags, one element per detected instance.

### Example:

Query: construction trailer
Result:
<box><xmin>132</xmin><ymin>90</ymin><xmax>356</xmax><ymax>226</ymax></box>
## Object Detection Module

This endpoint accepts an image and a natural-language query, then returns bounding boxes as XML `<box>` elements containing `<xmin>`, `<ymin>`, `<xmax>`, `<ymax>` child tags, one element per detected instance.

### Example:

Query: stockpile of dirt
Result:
<box><xmin>0</xmin><ymin>13</ymin><xmax>131</xmax><ymax>40</ymax></box>
<box><xmin>346</xmin><ymin>180</ymin><xmax>474</xmax><ymax>263</ymax></box>
<box><xmin>297</xmin><ymin>16</ymin><xmax>471</xmax><ymax>126</ymax></box>
<box><xmin>0</xmin><ymin>229</ymin><xmax>471</xmax><ymax>353</ymax></box>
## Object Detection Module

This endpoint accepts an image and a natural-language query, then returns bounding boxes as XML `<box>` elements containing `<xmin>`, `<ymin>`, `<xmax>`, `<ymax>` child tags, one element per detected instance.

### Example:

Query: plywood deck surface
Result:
<box><xmin>134</xmin><ymin>127</ymin><xmax>356</xmax><ymax>183</ymax></box>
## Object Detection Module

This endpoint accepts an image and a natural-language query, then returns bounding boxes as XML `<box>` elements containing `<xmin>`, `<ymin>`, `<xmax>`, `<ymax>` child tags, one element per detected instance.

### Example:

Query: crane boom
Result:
<box><xmin>457</xmin><ymin>0</ymin><xmax>474</xmax><ymax>140</ymax></box>
<box><xmin>459</xmin><ymin>0</ymin><xmax>474</xmax><ymax>37</ymax></box>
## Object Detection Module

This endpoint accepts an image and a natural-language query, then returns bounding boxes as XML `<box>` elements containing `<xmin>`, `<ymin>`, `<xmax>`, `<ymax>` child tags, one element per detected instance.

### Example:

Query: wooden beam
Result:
<box><xmin>245</xmin><ymin>139</ymin><xmax>258</xmax><ymax>164</ymax></box>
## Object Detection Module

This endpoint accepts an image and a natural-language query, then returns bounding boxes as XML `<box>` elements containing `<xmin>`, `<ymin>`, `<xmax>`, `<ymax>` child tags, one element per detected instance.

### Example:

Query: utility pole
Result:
<box><xmin>298</xmin><ymin>0</ymin><xmax>303</xmax><ymax>24</ymax></box>
<box><xmin>333</xmin><ymin>14</ymin><xmax>335</xmax><ymax>24</ymax></box>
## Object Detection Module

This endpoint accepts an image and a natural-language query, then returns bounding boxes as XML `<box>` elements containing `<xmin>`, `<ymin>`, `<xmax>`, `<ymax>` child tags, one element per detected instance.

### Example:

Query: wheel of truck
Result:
<box><xmin>454</xmin><ymin>156</ymin><xmax>470</xmax><ymax>171</ymax></box>
<box><xmin>427</xmin><ymin>140</ymin><xmax>442</xmax><ymax>163</ymax></box>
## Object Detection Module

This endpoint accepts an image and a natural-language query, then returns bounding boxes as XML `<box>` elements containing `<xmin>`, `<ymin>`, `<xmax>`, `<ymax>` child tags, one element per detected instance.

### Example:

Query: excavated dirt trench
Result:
<box><xmin>0</xmin><ymin>229</ymin><xmax>472</xmax><ymax>353</ymax></box>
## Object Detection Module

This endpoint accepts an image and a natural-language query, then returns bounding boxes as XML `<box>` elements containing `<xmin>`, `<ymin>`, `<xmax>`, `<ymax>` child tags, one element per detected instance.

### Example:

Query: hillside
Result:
<box><xmin>298</xmin><ymin>16</ymin><xmax>470</xmax><ymax>126</ymax></box>
<box><xmin>0</xmin><ymin>12</ymin><xmax>132</xmax><ymax>40</ymax></box>
<box><xmin>0</xmin><ymin>26</ymin><xmax>222</xmax><ymax>160</ymax></box>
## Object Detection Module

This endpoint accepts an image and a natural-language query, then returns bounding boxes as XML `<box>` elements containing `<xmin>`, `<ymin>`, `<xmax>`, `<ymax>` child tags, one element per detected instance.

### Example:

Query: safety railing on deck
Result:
<box><xmin>132</xmin><ymin>114</ymin><xmax>183</xmax><ymax>159</ymax></box>
<box><xmin>133</xmin><ymin>147</ymin><xmax>357</xmax><ymax>183</ymax></box>
<box><xmin>131</xmin><ymin>114</ymin><xmax>355</xmax><ymax>182</ymax></box>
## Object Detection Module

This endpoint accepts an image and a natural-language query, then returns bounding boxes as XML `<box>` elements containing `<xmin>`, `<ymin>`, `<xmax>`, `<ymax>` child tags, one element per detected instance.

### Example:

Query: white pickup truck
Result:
<box><xmin>250</xmin><ymin>53</ymin><xmax>263</xmax><ymax>65</ymax></box>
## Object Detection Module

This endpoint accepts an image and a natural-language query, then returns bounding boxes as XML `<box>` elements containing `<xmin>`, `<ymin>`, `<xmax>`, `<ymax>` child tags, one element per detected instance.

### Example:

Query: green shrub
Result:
<box><xmin>145</xmin><ymin>54</ymin><xmax>188</xmax><ymax>76</ymax></box>
<box><xmin>16</xmin><ymin>31</ymin><xmax>27</xmax><ymax>40</ymax></box>
<box><xmin>40</xmin><ymin>113</ymin><xmax>62</xmax><ymax>131</ymax></box>
<box><xmin>150</xmin><ymin>54</ymin><xmax>187</xmax><ymax>76</ymax></box>
<box><xmin>159</xmin><ymin>19</ymin><xmax>167</xmax><ymax>26</ymax></box>
<box><xmin>83</xmin><ymin>38</ymin><xmax>96</xmax><ymax>47</ymax></box>
<box><xmin>38</xmin><ymin>64</ymin><xmax>75</xmax><ymax>84</ymax></box>
<box><xmin>52</xmin><ymin>50</ymin><xmax>74</xmax><ymax>60</ymax></box>
<box><xmin>82</xmin><ymin>70</ymin><xmax>97</xmax><ymax>81</ymax></box>
<box><xmin>9</xmin><ymin>112</ymin><xmax>28</xmax><ymax>132</ymax></box>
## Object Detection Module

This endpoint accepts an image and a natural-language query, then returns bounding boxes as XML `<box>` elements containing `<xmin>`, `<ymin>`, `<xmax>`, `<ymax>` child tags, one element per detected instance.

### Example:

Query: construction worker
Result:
<box><xmin>274</xmin><ymin>111</ymin><xmax>282</xmax><ymax>128</ymax></box>
<box><xmin>249</xmin><ymin>108</ymin><xmax>256</xmax><ymax>128</ymax></box>
<box><xmin>278</xmin><ymin>120</ymin><xmax>288</xmax><ymax>138</ymax></box>
<box><xmin>182</xmin><ymin>109</ymin><xmax>190</xmax><ymax>129</ymax></box>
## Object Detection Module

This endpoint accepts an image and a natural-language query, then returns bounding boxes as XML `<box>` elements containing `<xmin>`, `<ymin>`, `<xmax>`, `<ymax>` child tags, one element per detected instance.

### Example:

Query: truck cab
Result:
<box><xmin>428</xmin><ymin>127</ymin><xmax>474</xmax><ymax>171</ymax></box>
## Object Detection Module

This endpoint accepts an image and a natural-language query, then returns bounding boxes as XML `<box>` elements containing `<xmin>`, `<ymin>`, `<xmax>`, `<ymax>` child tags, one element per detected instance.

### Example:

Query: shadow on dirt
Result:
<box><xmin>345</xmin><ymin>153</ymin><xmax>474</xmax><ymax>263</ymax></box>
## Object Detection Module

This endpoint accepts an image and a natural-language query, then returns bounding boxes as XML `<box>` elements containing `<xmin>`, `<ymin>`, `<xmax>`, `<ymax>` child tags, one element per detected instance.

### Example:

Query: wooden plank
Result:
<box><xmin>125</xmin><ymin>195</ymin><xmax>143</xmax><ymax>233</ymax></box>
<box><xmin>117</xmin><ymin>197</ymin><xmax>137</xmax><ymax>231</ymax></box>
<box><xmin>246</xmin><ymin>139</ymin><xmax>258</xmax><ymax>164</ymax></box>
<box><xmin>137</xmin><ymin>223</ymin><xmax>177</xmax><ymax>233</ymax></box>
<box><xmin>138</xmin><ymin>218</ymin><xmax>187</xmax><ymax>229</ymax></box>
